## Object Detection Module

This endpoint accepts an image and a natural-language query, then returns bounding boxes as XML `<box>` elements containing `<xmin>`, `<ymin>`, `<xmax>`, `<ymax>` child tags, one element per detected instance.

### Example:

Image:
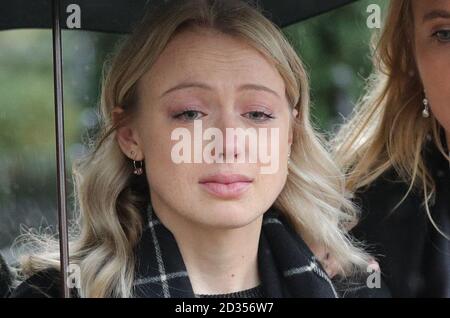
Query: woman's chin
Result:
<box><xmin>193</xmin><ymin>205</ymin><xmax>261</xmax><ymax>230</ymax></box>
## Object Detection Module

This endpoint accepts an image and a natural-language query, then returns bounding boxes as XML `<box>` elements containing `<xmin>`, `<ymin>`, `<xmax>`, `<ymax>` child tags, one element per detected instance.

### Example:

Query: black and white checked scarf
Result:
<box><xmin>132</xmin><ymin>203</ymin><xmax>339</xmax><ymax>298</ymax></box>
<box><xmin>8</xmin><ymin>201</ymin><xmax>387</xmax><ymax>298</ymax></box>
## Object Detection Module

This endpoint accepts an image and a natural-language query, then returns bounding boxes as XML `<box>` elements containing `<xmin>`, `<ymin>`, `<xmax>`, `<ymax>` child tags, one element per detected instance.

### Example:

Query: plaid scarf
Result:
<box><xmin>131</xmin><ymin>203</ymin><xmax>339</xmax><ymax>298</ymax></box>
<box><xmin>9</xmin><ymin>201</ymin><xmax>388</xmax><ymax>298</ymax></box>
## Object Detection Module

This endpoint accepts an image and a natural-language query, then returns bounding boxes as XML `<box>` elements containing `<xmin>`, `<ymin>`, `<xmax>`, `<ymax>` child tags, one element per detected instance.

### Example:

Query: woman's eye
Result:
<box><xmin>243</xmin><ymin>111</ymin><xmax>275</xmax><ymax>122</ymax></box>
<box><xmin>173</xmin><ymin>110</ymin><xmax>205</xmax><ymax>121</ymax></box>
<box><xmin>433</xmin><ymin>30</ymin><xmax>450</xmax><ymax>42</ymax></box>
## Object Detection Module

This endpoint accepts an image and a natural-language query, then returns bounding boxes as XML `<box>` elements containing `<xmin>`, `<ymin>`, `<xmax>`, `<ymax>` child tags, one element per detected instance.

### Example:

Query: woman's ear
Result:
<box><xmin>292</xmin><ymin>108</ymin><xmax>298</xmax><ymax>118</ymax></box>
<box><xmin>112</xmin><ymin>106</ymin><xmax>144</xmax><ymax>160</ymax></box>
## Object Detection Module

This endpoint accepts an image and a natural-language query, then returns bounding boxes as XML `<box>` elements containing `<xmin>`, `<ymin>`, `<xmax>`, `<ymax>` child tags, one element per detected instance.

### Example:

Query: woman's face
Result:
<box><xmin>413</xmin><ymin>0</ymin><xmax>450</xmax><ymax>140</ymax></box>
<box><xmin>116</xmin><ymin>28</ymin><xmax>296</xmax><ymax>229</ymax></box>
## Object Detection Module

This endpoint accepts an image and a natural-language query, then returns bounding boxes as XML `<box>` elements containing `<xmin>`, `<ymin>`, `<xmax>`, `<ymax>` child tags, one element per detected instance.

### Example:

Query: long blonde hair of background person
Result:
<box><xmin>15</xmin><ymin>0</ymin><xmax>371</xmax><ymax>297</ymax></box>
<box><xmin>332</xmin><ymin>0</ymin><xmax>450</xmax><ymax>239</ymax></box>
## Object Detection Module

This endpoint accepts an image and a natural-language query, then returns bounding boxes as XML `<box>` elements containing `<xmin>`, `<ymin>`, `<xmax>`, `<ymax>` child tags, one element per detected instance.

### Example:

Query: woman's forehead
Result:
<box><xmin>412</xmin><ymin>0</ymin><xmax>450</xmax><ymax>24</ymax></box>
<box><xmin>140</xmin><ymin>28</ymin><xmax>286</xmax><ymax>94</ymax></box>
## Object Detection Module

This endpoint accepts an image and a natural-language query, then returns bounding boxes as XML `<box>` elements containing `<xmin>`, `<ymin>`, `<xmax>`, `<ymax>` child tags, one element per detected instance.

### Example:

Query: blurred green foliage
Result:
<box><xmin>284</xmin><ymin>0</ymin><xmax>387</xmax><ymax>132</ymax></box>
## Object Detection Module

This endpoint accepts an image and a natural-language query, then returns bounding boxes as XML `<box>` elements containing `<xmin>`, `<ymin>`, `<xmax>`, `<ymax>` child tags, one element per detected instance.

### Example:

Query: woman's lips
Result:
<box><xmin>198</xmin><ymin>173</ymin><xmax>253</xmax><ymax>199</ymax></box>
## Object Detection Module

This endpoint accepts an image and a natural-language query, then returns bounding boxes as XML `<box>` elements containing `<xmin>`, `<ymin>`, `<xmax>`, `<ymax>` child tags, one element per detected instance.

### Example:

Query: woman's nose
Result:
<box><xmin>210</xmin><ymin>111</ymin><xmax>246</xmax><ymax>163</ymax></box>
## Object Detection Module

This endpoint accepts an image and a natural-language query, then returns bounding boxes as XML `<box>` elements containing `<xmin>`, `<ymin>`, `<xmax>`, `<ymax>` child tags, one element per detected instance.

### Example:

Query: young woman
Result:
<box><xmin>10</xmin><ymin>0</ymin><xmax>378</xmax><ymax>298</ymax></box>
<box><xmin>333</xmin><ymin>0</ymin><xmax>450</xmax><ymax>297</ymax></box>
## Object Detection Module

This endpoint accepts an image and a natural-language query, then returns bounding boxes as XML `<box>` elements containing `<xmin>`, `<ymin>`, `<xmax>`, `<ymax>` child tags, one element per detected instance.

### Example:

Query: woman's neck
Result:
<box><xmin>150</xmin><ymin>196</ymin><xmax>262</xmax><ymax>295</ymax></box>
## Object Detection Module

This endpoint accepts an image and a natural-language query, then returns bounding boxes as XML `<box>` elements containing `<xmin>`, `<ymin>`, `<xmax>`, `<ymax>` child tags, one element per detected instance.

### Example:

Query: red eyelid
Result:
<box><xmin>171</xmin><ymin>104</ymin><xmax>204</xmax><ymax>113</ymax></box>
<box><xmin>430</xmin><ymin>24</ymin><xmax>450</xmax><ymax>33</ymax></box>
<box><xmin>245</xmin><ymin>104</ymin><xmax>274</xmax><ymax>113</ymax></box>
<box><xmin>183</xmin><ymin>106</ymin><xmax>204</xmax><ymax>112</ymax></box>
<box><xmin>244</xmin><ymin>107</ymin><xmax>273</xmax><ymax>115</ymax></box>
<box><xmin>433</xmin><ymin>28</ymin><xmax>450</xmax><ymax>32</ymax></box>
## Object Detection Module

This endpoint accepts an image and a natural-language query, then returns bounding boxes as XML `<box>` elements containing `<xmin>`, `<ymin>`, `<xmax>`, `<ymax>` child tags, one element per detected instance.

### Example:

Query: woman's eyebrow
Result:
<box><xmin>160</xmin><ymin>81</ymin><xmax>281</xmax><ymax>99</ymax></box>
<box><xmin>423</xmin><ymin>9</ymin><xmax>450</xmax><ymax>22</ymax></box>
<box><xmin>160</xmin><ymin>81</ymin><xmax>212</xmax><ymax>98</ymax></box>
<box><xmin>237</xmin><ymin>84</ymin><xmax>281</xmax><ymax>99</ymax></box>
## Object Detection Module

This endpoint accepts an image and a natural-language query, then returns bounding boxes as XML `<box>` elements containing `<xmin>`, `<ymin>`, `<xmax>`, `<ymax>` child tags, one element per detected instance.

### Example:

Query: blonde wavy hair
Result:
<box><xmin>331</xmin><ymin>0</ymin><xmax>450</xmax><ymax>239</ymax></box>
<box><xmin>16</xmin><ymin>0</ymin><xmax>371</xmax><ymax>297</ymax></box>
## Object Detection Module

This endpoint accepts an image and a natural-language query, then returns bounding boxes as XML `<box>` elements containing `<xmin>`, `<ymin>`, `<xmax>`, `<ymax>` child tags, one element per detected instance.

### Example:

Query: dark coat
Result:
<box><xmin>351</xmin><ymin>136</ymin><xmax>450</xmax><ymax>297</ymax></box>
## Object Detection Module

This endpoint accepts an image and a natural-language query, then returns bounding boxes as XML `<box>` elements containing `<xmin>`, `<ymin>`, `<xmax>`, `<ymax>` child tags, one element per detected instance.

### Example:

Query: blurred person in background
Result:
<box><xmin>332</xmin><ymin>0</ymin><xmax>450</xmax><ymax>297</ymax></box>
